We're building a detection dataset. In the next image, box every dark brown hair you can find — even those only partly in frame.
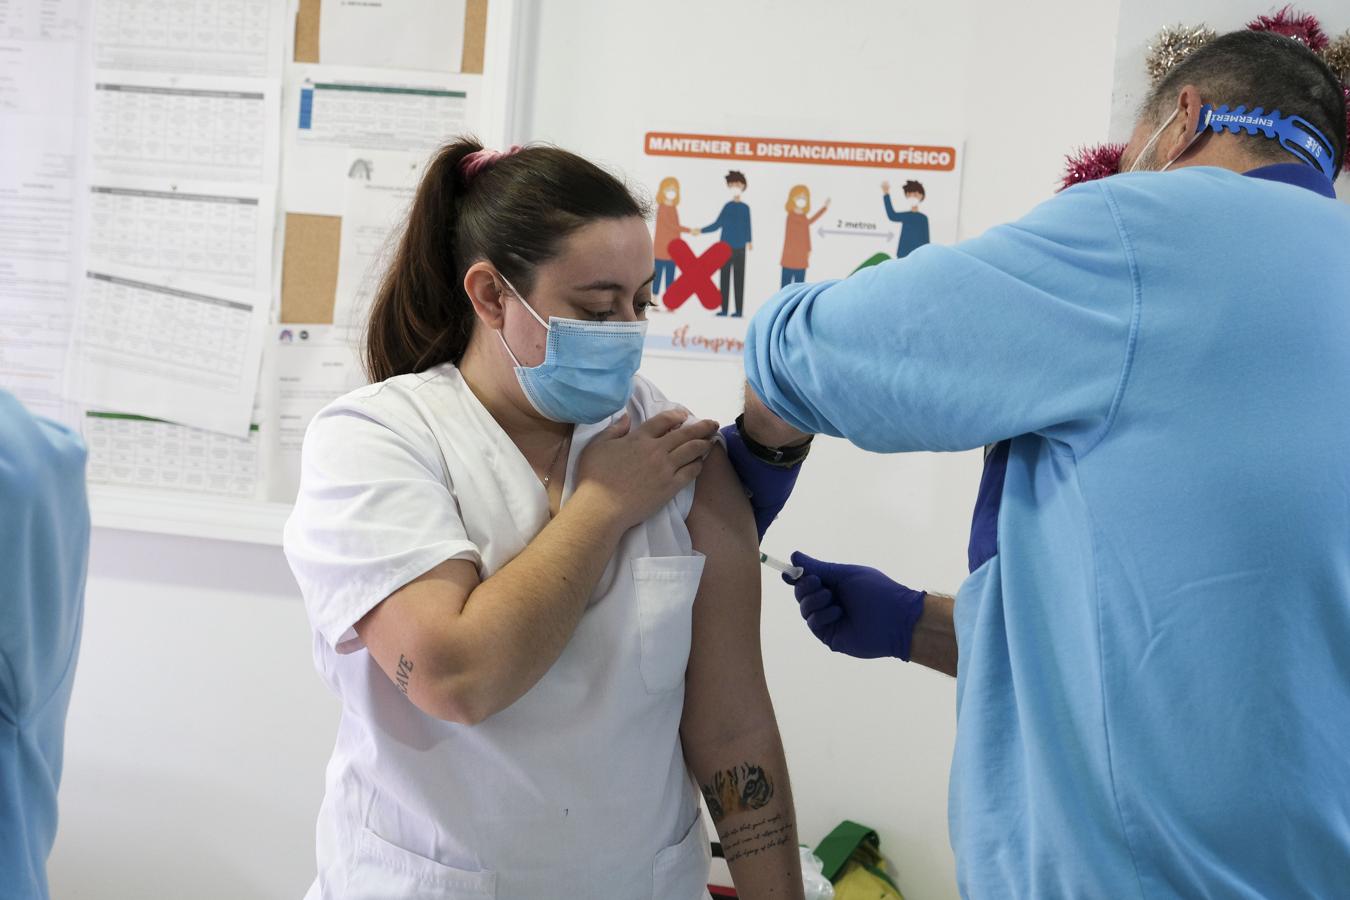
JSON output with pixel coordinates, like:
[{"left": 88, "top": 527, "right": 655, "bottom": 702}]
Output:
[
  {"left": 1144, "top": 30, "right": 1346, "bottom": 173},
  {"left": 364, "top": 139, "right": 647, "bottom": 383}
]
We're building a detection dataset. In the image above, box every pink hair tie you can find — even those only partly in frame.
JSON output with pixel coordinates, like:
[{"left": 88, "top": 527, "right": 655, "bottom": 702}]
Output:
[{"left": 460, "top": 145, "right": 522, "bottom": 181}]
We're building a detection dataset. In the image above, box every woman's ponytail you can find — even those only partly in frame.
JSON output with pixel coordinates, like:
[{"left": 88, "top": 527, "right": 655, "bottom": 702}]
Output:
[{"left": 364, "top": 139, "right": 482, "bottom": 383}]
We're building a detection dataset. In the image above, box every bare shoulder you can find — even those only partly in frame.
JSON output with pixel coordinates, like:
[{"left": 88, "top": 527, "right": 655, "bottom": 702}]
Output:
[
  {"left": 689, "top": 444, "right": 756, "bottom": 554},
  {"left": 686, "top": 444, "right": 763, "bottom": 656}
]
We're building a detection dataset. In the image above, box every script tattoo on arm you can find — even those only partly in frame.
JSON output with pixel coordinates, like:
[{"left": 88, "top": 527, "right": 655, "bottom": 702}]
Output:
[
  {"left": 719, "top": 812, "right": 795, "bottom": 864},
  {"left": 699, "top": 762, "right": 775, "bottom": 824},
  {"left": 394, "top": 654, "right": 414, "bottom": 695}
]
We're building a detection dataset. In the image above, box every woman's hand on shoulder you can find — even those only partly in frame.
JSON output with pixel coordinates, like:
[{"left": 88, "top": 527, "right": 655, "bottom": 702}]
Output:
[{"left": 571, "top": 410, "right": 718, "bottom": 532}]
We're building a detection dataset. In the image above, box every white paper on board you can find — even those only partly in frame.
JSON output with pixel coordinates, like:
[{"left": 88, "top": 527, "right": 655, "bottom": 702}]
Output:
[
  {"left": 0, "top": 0, "right": 91, "bottom": 423},
  {"left": 332, "top": 149, "right": 425, "bottom": 329},
  {"left": 90, "top": 69, "right": 281, "bottom": 186},
  {"left": 282, "top": 64, "right": 480, "bottom": 215},
  {"left": 83, "top": 408, "right": 267, "bottom": 500},
  {"left": 319, "top": 0, "right": 466, "bottom": 73},
  {"left": 264, "top": 324, "right": 366, "bottom": 503},
  {"left": 85, "top": 175, "right": 277, "bottom": 292},
  {"left": 69, "top": 267, "right": 269, "bottom": 437},
  {"left": 0, "top": 0, "right": 83, "bottom": 43},
  {"left": 94, "top": 0, "right": 287, "bottom": 79}
]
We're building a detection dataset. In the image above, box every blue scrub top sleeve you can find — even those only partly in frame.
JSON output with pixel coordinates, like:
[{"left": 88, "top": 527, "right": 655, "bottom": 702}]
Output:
[
  {"left": 744, "top": 182, "right": 1140, "bottom": 454},
  {"left": 0, "top": 645, "right": 13, "bottom": 718},
  {"left": 0, "top": 394, "right": 90, "bottom": 719}
]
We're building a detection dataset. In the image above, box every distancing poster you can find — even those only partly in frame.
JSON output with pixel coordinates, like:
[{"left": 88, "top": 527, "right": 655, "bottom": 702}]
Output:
[{"left": 640, "top": 129, "right": 964, "bottom": 359}]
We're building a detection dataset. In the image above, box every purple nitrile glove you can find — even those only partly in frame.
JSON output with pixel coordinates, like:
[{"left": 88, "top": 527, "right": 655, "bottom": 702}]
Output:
[
  {"left": 788, "top": 551, "right": 926, "bottom": 661},
  {"left": 720, "top": 423, "right": 804, "bottom": 541}
]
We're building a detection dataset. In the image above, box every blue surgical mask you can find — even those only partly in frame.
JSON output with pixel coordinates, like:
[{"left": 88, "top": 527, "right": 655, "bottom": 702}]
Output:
[{"left": 496, "top": 274, "right": 647, "bottom": 424}]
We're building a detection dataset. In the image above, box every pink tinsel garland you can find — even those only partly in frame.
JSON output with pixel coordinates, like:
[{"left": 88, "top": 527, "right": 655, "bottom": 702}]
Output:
[
  {"left": 1058, "top": 144, "right": 1126, "bottom": 191},
  {"left": 1246, "top": 5, "right": 1331, "bottom": 52}
]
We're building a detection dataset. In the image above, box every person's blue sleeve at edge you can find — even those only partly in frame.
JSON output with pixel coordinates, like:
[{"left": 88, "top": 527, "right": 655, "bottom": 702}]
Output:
[
  {"left": 0, "top": 391, "right": 90, "bottom": 899},
  {"left": 745, "top": 181, "right": 1140, "bottom": 454},
  {"left": 0, "top": 392, "right": 89, "bottom": 716}
]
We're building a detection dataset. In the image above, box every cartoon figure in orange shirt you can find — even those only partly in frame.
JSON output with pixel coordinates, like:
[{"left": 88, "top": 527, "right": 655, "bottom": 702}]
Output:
[
  {"left": 779, "top": 184, "right": 829, "bottom": 287},
  {"left": 652, "top": 176, "right": 693, "bottom": 302}
]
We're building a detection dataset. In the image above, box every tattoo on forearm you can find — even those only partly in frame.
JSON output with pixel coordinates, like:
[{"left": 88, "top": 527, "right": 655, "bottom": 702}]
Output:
[
  {"left": 720, "top": 812, "right": 796, "bottom": 864},
  {"left": 394, "top": 654, "right": 414, "bottom": 695},
  {"left": 699, "top": 762, "right": 775, "bottom": 824}
]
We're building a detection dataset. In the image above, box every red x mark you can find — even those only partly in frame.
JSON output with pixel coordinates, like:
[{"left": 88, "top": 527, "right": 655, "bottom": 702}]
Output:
[{"left": 663, "top": 239, "right": 731, "bottom": 311}]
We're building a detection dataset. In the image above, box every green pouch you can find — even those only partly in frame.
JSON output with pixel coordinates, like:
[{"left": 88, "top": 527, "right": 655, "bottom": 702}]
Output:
[{"left": 814, "top": 820, "right": 905, "bottom": 900}]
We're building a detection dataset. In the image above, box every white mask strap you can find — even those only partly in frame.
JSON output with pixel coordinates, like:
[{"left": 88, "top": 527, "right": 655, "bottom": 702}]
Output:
[
  {"left": 1130, "top": 105, "right": 1210, "bottom": 173},
  {"left": 495, "top": 272, "right": 547, "bottom": 367},
  {"left": 1160, "top": 114, "right": 1208, "bottom": 172},
  {"left": 496, "top": 329, "right": 523, "bottom": 367},
  {"left": 1129, "top": 107, "right": 1179, "bottom": 173},
  {"left": 499, "top": 273, "right": 550, "bottom": 330}
]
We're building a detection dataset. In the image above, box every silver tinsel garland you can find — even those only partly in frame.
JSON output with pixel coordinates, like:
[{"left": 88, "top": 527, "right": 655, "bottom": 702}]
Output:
[
  {"left": 1145, "top": 24, "right": 1218, "bottom": 83},
  {"left": 1325, "top": 31, "right": 1350, "bottom": 81}
]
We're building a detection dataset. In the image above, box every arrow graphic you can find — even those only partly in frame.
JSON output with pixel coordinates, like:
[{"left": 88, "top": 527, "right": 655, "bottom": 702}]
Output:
[{"left": 818, "top": 227, "right": 894, "bottom": 240}]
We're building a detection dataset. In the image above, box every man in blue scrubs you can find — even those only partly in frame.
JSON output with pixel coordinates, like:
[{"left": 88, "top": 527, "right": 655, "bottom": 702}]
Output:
[
  {"left": 1, "top": 392, "right": 90, "bottom": 899},
  {"left": 724, "top": 31, "right": 1350, "bottom": 896}
]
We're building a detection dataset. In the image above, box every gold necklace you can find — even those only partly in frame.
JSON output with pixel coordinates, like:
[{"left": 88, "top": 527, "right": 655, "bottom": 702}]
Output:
[{"left": 540, "top": 431, "right": 568, "bottom": 488}]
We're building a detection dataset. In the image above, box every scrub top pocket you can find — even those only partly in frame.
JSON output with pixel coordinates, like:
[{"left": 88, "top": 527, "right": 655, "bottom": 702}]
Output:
[
  {"left": 631, "top": 553, "right": 706, "bottom": 694},
  {"left": 348, "top": 828, "right": 498, "bottom": 899},
  {"left": 653, "top": 814, "right": 714, "bottom": 900}
]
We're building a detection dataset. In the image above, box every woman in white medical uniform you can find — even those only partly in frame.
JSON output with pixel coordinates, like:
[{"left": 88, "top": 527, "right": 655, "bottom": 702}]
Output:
[{"left": 284, "top": 141, "right": 804, "bottom": 900}]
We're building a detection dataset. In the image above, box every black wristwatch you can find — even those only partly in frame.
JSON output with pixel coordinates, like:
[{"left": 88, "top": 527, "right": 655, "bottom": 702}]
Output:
[{"left": 734, "top": 414, "right": 814, "bottom": 467}]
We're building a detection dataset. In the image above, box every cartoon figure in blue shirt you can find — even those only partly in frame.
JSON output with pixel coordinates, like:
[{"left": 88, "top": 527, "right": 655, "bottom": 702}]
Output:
[
  {"left": 882, "top": 178, "right": 930, "bottom": 258},
  {"left": 694, "top": 170, "right": 753, "bottom": 317}
]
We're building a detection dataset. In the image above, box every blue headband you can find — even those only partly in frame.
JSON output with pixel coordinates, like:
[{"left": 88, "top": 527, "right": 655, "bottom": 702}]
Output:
[{"left": 1195, "top": 104, "right": 1338, "bottom": 181}]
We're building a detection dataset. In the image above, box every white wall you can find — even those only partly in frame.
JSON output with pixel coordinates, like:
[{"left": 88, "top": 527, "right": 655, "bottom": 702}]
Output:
[
  {"left": 47, "top": 531, "right": 335, "bottom": 898},
  {"left": 47, "top": 1, "right": 1119, "bottom": 897}
]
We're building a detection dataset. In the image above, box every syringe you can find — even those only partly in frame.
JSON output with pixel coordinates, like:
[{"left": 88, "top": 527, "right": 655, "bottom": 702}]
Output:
[{"left": 759, "top": 551, "right": 804, "bottom": 582}]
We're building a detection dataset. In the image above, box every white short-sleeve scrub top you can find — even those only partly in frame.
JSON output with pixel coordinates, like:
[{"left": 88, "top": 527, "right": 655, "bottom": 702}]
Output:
[{"left": 285, "top": 364, "right": 712, "bottom": 900}]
